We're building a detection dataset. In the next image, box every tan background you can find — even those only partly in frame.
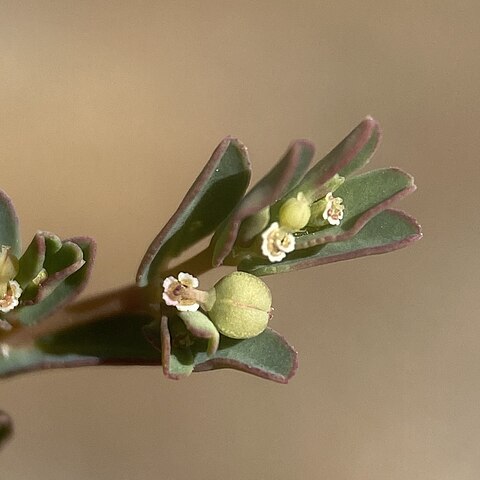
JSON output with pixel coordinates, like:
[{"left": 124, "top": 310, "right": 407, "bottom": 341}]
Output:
[{"left": 0, "top": 1, "right": 478, "bottom": 479}]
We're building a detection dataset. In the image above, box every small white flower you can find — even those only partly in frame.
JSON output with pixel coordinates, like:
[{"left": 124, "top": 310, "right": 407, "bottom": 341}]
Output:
[
  {"left": 322, "top": 192, "right": 345, "bottom": 226},
  {"left": 0, "top": 280, "right": 22, "bottom": 314},
  {"left": 162, "top": 273, "right": 200, "bottom": 312},
  {"left": 261, "top": 222, "right": 296, "bottom": 263}
]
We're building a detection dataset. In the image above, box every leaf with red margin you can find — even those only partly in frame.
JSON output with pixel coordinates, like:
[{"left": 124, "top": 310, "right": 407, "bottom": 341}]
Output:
[
  {"left": 287, "top": 116, "right": 381, "bottom": 202},
  {"left": 137, "top": 137, "right": 251, "bottom": 286},
  {"left": 296, "top": 168, "right": 416, "bottom": 249},
  {"left": 192, "top": 328, "right": 298, "bottom": 384},
  {"left": 211, "top": 139, "right": 315, "bottom": 267},
  {"left": 239, "top": 209, "right": 422, "bottom": 276}
]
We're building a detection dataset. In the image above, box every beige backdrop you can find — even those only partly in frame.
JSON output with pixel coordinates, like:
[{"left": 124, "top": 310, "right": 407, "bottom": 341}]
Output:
[{"left": 1, "top": 1, "right": 479, "bottom": 479}]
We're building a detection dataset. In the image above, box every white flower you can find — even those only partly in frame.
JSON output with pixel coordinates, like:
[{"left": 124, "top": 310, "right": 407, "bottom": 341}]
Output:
[
  {"left": 0, "top": 280, "right": 22, "bottom": 314},
  {"left": 322, "top": 192, "right": 345, "bottom": 226},
  {"left": 261, "top": 222, "right": 296, "bottom": 263},
  {"left": 162, "top": 272, "right": 200, "bottom": 312}
]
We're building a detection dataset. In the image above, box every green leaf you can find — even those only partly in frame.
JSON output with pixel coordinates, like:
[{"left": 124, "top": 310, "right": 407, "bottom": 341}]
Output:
[
  {"left": 239, "top": 209, "right": 422, "bottom": 276},
  {"left": 338, "top": 117, "right": 382, "bottom": 177},
  {"left": 288, "top": 117, "right": 381, "bottom": 201},
  {"left": 16, "top": 233, "right": 46, "bottom": 288},
  {"left": 0, "top": 190, "right": 20, "bottom": 256},
  {"left": 15, "top": 237, "right": 96, "bottom": 326},
  {"left": 0, "top": 410, "right": 13, "bottom": 450},
  {"left": 0, "top": 314, "right": 161, "bottom": 379},
  {"left": 136, "top": 137, "right": 251, "bottom": 286},
  {"left": 296, "top": 168, "right": 416, "bottom": 249},
  {"left": 193, "top": 328, "right": 298, "bottom": 384},
  {"left": 211, "top": 139, "right": 314, "bottom": 267},
  {"left": 153, "top": 316, "right": 297, "bottom": 383}
]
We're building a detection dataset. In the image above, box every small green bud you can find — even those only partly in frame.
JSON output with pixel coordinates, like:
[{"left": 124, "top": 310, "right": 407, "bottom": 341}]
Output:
[
  {"left": 278, "top": 192, "right": 311, "bottom": 231},
  {"left": 206, "top": 272, "right": 272, "bottom": 339}
]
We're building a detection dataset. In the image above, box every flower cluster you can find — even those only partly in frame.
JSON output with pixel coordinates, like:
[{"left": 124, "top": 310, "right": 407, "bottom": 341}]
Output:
[
  {"left": 162, "top": 271, "right": 273, "bottom": 352},
  {"left": 260, "top": 189, "right": 344, "bottom": 263}
]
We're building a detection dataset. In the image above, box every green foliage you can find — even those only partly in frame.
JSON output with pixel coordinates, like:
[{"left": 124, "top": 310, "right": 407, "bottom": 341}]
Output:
[
  {"left": 288, "top": 116, "right": 380, "bottom": 201},
  {"left": 15, "top": 237, "right": 95, "bottom": 326},
  {"left": 295, "top": 168, "right": 415, "bottom": 249},
  {"left": 148, "top": 316, "right": 297, "bottom": 383},
  {"left": 239, "top": 209, "right": 421, "bottom": 276},
  {"left": 137, "top": 137, "right": 251, "bottom": 286},
  {"left": 0, "top": 117, "right": 421, "bottom": 392},
  {"left": 211, "top": 139, "right": 315, "bottom": 267}
]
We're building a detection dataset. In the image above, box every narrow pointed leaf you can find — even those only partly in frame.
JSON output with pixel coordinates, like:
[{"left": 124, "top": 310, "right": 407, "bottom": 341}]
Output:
[
  {"left": 0, "top": 314, "right": 161, "bottom": 379},
  {"left": 296, "top": 168, "right": 416, "bottom": 248},
  {"left": 212, "top": 140, "right": 315, "bottom": 267},
  {"left": 240, "top": 209, "right": 422, "bottom": 276},
  {"left": 137, "top": 137, "right": 251, "bottom": 286},
  {"left": 0, "top": 410, "right": 13, "bottom": 450},
  {"left": 0, "top": 190, "right": 20, "bottom": 256},
  {"left": 288, "top": 117, "right": 381, "bottom": 201},
  {"left": 15, "top": 237, "right": 96, "bottom": 326}
]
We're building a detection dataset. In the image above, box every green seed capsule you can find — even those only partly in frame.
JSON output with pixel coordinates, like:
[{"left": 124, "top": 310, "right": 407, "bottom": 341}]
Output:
[
  {"left": 206, "top": 272, "right": 272, "bottom": 339},
  {"left": 278, "top": 192, "right": 311, "bottom": 231}
]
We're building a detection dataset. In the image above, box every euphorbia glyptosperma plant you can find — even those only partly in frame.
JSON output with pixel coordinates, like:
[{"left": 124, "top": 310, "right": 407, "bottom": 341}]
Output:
[{"left": 0, "top": 117, "right": 421, "bottom": 447}]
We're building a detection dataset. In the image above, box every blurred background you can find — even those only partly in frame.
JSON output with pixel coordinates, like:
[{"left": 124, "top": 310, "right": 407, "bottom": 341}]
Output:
[{"left": 0, "top": 1, "right": 478, "bottom": 479}]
